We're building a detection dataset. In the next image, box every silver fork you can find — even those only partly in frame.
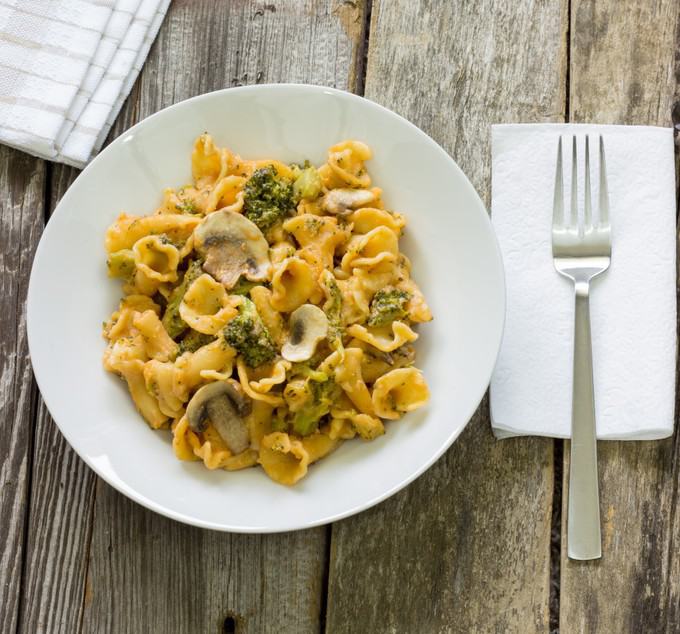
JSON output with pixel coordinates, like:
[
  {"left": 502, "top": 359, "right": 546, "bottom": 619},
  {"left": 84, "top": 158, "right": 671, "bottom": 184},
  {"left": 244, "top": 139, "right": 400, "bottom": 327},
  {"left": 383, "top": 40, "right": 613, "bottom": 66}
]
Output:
[{"left": 552, "top": 134, "right": 611, "bottom": 561}]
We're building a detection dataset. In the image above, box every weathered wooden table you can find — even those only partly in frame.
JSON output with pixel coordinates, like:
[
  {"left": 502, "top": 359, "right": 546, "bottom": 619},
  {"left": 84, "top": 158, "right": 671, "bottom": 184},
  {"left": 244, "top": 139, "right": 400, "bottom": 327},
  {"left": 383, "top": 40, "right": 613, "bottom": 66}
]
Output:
[{"left": 2, "top": 1, "right": 679, "bottom": 632}]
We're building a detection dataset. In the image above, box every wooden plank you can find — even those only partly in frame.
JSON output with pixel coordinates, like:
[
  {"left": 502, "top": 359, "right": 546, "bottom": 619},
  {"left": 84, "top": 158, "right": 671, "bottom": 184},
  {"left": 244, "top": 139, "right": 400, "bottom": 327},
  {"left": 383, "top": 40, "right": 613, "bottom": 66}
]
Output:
[
  {"left": 17, "top": 396, "right": 97, "bottom": 634},
  {"left": 58, "top": 2, "right": 365, "bottom": 634},
  {"left": 560, "top": 2, "right": 680, "bottom": 632},
  {"left": 326, "top": 1, "right": 566, "bottom": 632},
  {"left": 0, "top": 148, "right": 45, "bottom": 633},
  {"left": 16, "top": 66, "right": 151, "bottom": 630},
  {"left": 16, "top": 164, "right": 99, "bottom": 634},
  {"left": 82, "top": 482, "right": 329, "bottom": 633}
]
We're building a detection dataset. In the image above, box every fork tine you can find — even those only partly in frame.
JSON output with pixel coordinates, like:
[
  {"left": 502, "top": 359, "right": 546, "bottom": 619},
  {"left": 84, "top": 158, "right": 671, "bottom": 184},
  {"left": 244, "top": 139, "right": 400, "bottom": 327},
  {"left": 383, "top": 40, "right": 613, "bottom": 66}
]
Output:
[
  {"left": 570, "top": 135, "right": 578, "bottom": 230},
  {"left": 598, "top": 135, "right": 609, "bottom": 227},
  {"left": 553, "top": 136, "right": 564, "bottom": 228},
  {"left": 584, "top": 135, "right": 592, "bottom": 231}
]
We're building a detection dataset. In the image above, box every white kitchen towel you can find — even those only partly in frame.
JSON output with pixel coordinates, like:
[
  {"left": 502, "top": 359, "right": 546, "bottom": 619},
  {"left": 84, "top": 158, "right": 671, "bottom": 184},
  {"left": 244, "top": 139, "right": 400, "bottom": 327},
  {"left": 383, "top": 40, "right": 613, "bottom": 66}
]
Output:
[
  {"left": 0, "top": 0, "right": 170, "bottom": 168},
  {"left": 490, "top": 124, "right": 676, "bottom": 440},
  {"left": 54, "top": 0, "right": 142, "bottom": 159}
]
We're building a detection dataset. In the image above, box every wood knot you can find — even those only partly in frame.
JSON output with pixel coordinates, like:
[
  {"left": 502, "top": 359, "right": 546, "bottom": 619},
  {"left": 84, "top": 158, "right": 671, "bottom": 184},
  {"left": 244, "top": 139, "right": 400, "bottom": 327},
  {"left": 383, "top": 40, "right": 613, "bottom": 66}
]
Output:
[{"left": 222, "top": 612, "right": 242, "bottom": 634}]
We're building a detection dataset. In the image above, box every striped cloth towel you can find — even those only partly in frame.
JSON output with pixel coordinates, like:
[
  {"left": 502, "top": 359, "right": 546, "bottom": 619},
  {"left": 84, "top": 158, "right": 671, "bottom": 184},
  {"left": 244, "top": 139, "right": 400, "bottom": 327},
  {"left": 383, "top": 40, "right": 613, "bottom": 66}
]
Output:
[{"left": 0, "top": 0, "right": 171, "bottom": 168}]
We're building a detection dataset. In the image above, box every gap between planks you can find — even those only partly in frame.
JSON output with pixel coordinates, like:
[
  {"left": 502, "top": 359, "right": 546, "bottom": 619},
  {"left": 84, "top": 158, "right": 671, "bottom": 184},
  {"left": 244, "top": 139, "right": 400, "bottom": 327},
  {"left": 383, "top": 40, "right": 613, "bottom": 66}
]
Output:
[
  {"left": 13, "top": 160, "right": 50, "bottom": 634},
  {"left": 549, "top": 0, "right": 572, "bottom": 626}
]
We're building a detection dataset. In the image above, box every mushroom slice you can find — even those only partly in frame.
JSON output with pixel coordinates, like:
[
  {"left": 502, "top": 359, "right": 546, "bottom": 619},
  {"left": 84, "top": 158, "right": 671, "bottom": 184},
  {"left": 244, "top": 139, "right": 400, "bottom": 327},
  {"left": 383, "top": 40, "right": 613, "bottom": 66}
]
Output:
[
  {"left": 322, "top": 188, "right": 377, "bottom": 216},
  {"left": 194, "top": 210, "right": 271, "bottom": 289},
  {"left": 186, "top": 379, "right": 252, "bottom": 454},
  {"left": 282, "top": 304, "right": 329, "bottom": 362}
]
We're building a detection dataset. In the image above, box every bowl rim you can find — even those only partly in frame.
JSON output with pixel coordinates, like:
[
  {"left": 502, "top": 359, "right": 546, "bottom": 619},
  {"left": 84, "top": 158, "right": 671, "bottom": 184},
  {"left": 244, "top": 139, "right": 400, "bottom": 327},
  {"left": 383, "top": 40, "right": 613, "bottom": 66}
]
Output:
[{"left": 27, "top": 83, "right": 506, "bottom": 532}]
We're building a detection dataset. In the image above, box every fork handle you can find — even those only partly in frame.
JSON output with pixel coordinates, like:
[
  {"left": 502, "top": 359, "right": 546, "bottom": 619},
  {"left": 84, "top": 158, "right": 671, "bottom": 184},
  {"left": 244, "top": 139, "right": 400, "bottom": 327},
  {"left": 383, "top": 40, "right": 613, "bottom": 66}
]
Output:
[{"left": 567, "top": 285, "right": 602, "bottom": 560}]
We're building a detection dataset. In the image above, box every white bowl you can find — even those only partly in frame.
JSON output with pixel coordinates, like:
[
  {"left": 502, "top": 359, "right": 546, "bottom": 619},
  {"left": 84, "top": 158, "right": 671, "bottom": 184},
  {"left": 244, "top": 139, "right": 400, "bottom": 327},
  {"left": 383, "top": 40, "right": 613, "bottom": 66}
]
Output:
[{"left": 27, "top": 85, "right": 504, "bottom": 532}]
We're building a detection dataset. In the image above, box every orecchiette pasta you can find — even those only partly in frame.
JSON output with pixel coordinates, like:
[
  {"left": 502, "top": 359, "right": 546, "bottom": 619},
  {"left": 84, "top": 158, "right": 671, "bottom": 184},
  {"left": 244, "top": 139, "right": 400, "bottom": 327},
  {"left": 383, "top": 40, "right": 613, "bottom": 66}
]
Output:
[
  {"left": 250, "top": 285, "right": 285, "bottom": 345},
  {"left": 326, "top": 416, "right": 357, "bottom": 441},
  {"left": 117, "top": 359, "right": 168, "bottom": 429},
  {"left": 133, "top": 235, "right": 178, "bottom": 281},
  {"left": 372, "top": 368, "right": 430, "bottom": 420},
  {"left": 133, "top": 310, "right": 179, "bottom": 361},
  {"left": 259, "top": 432, "right": 310, "bottom": 485},
  {"left": 105, "top": 213, "right": 200, "bottom": 252},
  {"left": 173, "top": 336, "right": 236, "bottom": 400},
  {"left": 249, "top": 359, "right": 291, "bottom": 394},
  {"left": 143, "top": 360, "right": 184, "bottom": 418},
  {"left": 103, "top": 135, "right": 431, "bottom": 485},
  {"left": 237, "top": 359, "right": 286, "bottom": 407},
  {"left": 205, "top": 175, "right": 246, "bottom": 213},
  {"left": 318, "top": 140, "right": 373, "bottom": 189},
  {"left": 179, "top": 274, "right": 240, "bottom": 335},
  {"left": 341, "top": 226, "right": 399, "bottom": 273},
  {"left": 334, "top": 347, "right": 375, "bottom": 415},
  {"left": 346, "top": 320, "right": 418, "bottom": 353},
  {"left": 350, "top": 207, "right": 405, "bottom": 236},
  {"left": 270, "top": 256, "right": 315, "bottom": 312}
]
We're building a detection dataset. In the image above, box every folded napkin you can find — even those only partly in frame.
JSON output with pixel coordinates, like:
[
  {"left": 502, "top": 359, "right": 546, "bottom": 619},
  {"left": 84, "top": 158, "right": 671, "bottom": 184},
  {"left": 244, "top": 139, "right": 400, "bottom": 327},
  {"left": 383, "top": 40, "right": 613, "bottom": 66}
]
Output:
[
  {"left": 0, "top": 0, "right": 170, "bottom": 168},
  {"left": 490, "top": 124, "right": 676, "bottom": 440}
]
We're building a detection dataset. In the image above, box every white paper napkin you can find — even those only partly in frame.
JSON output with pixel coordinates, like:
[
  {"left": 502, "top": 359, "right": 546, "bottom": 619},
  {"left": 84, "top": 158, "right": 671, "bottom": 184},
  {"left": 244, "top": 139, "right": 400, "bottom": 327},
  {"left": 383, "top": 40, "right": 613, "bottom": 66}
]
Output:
[
  {"left": 490, "top": 124, "right": 676, "bottom": 440},
  {"left": 0, "top": 0, "right": 170, "bottom": 168}
]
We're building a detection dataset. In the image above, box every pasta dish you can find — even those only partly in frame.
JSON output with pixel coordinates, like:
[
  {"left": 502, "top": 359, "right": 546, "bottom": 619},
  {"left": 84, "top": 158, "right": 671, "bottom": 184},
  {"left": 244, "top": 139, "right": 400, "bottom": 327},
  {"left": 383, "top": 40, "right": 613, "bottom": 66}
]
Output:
[{"left": 102, "top": 135, "right": 432, "bottom": 485}]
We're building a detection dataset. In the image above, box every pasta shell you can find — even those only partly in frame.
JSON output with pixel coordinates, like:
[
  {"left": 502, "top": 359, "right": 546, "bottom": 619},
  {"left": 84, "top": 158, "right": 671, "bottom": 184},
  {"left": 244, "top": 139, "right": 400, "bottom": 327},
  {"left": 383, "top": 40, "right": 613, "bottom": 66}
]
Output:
[
  {"left": 270, "top": 257, "right": 315, "bottom": 312},
  {"left": 179, "top": 274, "right": 240, "bottom": 335},
  {"left": 372, "top": 368, "right": 430, "bottom": 420},
  {"left": 259, "top": 432, "right": 310, "bottom": 485},
  {"left": 347, "top": 320, "right": 418, "bottom": 353}
]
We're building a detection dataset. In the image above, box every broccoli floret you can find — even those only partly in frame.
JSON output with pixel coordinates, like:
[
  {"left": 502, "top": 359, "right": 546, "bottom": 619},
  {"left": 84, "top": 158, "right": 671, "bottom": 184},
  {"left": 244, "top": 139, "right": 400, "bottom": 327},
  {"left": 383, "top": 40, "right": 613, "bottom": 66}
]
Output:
[
  {"left": 367, "top": 288, "right": 410, "bottom": 327},
  {"left": 161, "top": 261, "right": 203, "bottom": 339},
  {"left": 292, "top": 376, "right": 340, "bottom": 436},
  {"left": 224, "top": 297, "right": 276, "bottom": 367},
  {"left": 323, "top": 275, "right": 342, "bottom": 321},
  {"left": 293, "top": 165, "right": 322, "bottom": 200},
  {"left": 271, "top": 407, "right": 289, "bottom": 432},
  {"left": 320, "top": 271, "right": 343, "bottom": 344},
  {"left": 175, "top": 199, "right": 198, "bottom": 214},
  {"left": 291, "top": 159, "right": 311, "bottom": 171},
  {"left": 243, "top": 166, "right": 295, "bottom": 232},
  {"left": 178, "top": 330, "right": 215, "bottom": 354},
  {"left": 107, "top": 249, "right": 136, "bottom": 279},
  {"left": 230, "top": 276, "right": 261, "bottom": 296},
  {"left": 290, "top": 364, "right": 329, "bottom": 382}
]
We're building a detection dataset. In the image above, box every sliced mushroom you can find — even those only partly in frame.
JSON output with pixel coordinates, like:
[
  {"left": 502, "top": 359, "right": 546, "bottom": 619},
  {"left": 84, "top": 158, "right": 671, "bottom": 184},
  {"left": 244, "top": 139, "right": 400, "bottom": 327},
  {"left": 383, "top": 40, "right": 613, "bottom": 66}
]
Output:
[
  {"left": 194, "top": 210, "right": 271, "bottom": 288},
  {"left": 322, "top": 188, "right": 377, "bottom": 216},
  {"left": 186, "top": 379, "right": 252, "bottom": 454},
  {"left": 281, "top": 304, "right": 329, "bottom": 362}
]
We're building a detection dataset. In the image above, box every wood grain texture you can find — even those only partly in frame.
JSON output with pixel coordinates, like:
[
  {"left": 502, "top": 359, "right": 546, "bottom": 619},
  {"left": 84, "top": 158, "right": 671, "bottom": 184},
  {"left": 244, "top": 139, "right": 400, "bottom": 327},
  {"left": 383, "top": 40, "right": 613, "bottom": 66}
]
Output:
[
  {"left": 17, "top": 85, "right": 144, "bottom": 629},
  {"left": 16, "top": 164, "right": 99, "bottom": 634},
  {"left": 560, "top": 1, "right": 680, "bottom": 632},
  {"left": 326, "top": 1, "right": 567, "bottom": 632},
  {"left": 136, "top": 0, "right": 365, "bottom": 112},
  {"left": 82, "top": 482, "right": 328, "bottom": 634},
  {"left": 17, "top": 396, "right": 96, "bottom": 634},
  {"left": 38, "top": 2, "right": 365, "bottom": 633},
  {"left": 0, "top": 147, "right": 44, "bottom": 634}
]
